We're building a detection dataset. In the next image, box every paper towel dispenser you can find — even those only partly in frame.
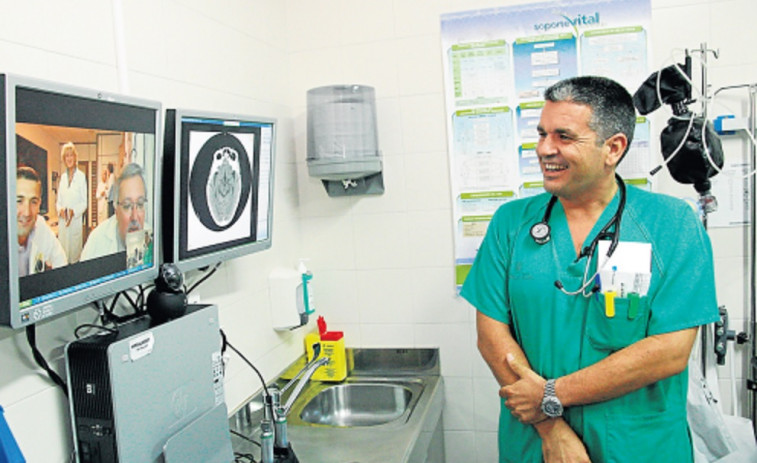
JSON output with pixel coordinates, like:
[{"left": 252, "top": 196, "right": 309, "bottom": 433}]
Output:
[{"left": 307, "top": 84, "right": 384, "bottom": 197}]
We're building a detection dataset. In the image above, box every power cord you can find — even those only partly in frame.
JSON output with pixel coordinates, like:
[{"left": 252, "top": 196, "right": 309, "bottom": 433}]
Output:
[
  {"left": 96, "top": 294, "right": 128, "bottom": 324},
  {"left": 221, "top": 329, "right": 270, "bottom": 399},
  {"left": 186, "top": 262, "right": 222, "bottom": 295},
  {"left": 120, "top": 289, "right": 139, "bottom": 313},
  {"left": 74, "top": 324, "right": 118, "bottom": 339},
  {"left": 25, "top": 325, "right": 67, "bottom": 397},
  {"left": 30, "top": 296, "right": 138, "bottom": 396},
  {"left": 234, "top": 451, "right": 258, "bottom": 463},
  {"left": 230, "top": 429, "right": 261, "bottom": 447},
  {"left": 137, "top": 284, "right": 152, "bottom": 309},
  {"left": 223, "top": 330, "right": 275, "bottom": 463}
]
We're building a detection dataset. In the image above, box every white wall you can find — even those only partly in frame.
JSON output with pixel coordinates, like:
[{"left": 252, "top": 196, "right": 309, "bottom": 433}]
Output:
[{"left": 0, "top": 0, "right": 755, "bottom": 462}]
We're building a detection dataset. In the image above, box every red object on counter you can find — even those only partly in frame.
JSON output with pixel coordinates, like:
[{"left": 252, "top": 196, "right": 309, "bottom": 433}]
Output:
[{"left": 317, "top": 315, "right": 343, "bottom": 341}]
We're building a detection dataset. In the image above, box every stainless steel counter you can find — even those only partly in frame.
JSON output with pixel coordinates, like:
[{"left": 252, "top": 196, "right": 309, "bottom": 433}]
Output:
[{"left": 229, "top": 348, "right": 445, "bottom": 463}]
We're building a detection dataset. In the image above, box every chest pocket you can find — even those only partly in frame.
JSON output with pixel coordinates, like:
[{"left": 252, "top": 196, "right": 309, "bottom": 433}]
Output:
[{"left": 586, "top": 294, "right": 650, "bottom": 351}]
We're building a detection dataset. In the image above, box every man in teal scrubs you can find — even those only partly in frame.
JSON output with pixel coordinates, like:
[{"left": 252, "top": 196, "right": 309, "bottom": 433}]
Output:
[{"left": 461, "top": 76, "right": 718, "bottom": 463}]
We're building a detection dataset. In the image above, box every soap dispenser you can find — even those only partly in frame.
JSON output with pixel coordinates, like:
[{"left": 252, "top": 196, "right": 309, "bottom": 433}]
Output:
[{"left": 269, "top": 260, "right": 315, "bottom": 331}]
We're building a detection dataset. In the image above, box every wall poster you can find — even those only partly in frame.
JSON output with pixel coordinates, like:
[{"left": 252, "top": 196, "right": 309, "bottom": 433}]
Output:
[{"left": 441, "top": 0, "right": 653, "bottom": 289}]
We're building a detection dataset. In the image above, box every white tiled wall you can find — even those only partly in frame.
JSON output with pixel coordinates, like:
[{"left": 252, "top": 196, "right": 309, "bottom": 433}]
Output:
[{"left": 0, "top": 0, "right": 756, "bottom": 461}]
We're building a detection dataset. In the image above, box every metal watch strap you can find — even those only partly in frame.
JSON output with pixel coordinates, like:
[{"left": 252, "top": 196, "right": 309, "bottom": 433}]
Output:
[
  {"left": 541, "top": 378, "right": 563, "bottom": 418},
  {"left": 545, "top": 379, "right": 556, "bottom": 398}
]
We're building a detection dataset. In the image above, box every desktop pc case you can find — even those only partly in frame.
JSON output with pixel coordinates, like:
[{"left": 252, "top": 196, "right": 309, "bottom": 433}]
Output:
[{"left": 65, "top": 304, "right": 233, "bottom": 463}]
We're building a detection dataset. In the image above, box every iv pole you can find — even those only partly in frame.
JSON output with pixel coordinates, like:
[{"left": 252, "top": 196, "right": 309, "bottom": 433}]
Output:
[
  {"left": 693, "top": 43, "right": 719, "bottom": 377},
  {"left": 652, "top": 40, "right": 757, "bottom": 438},
  {"left": 749, "top": 83, "right": 756, "bottom": 437},
  {"left": 693, "top": 45, "right": 757, "bottom": 435},
  {"left": 710, "top": 81, "right": 757, "bottom": 436}
]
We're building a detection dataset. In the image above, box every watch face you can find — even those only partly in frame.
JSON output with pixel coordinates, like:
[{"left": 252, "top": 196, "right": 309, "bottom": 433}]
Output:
[
  {"left": 543, "top": 397, "right": 563, "bottom": 418},
  {"left": 530, "top": 222, "right": 551, "bottom": 244}
]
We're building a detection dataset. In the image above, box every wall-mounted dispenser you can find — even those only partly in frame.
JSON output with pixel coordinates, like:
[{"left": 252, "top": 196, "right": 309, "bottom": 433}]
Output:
[
  {"left": 270, "top": 260, "right": 315, "bottom": 331},
  {"left": 307, "top": 84, "right": 384, "bottom": 197}
]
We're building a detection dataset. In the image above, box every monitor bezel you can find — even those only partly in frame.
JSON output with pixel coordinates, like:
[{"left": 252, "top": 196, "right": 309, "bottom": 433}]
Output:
[
  {"left": 163, "top": 108, "right": 276, "bottom": 274},
  {"left": 1, "top": 73, "right": 162, "bottom": 329}
]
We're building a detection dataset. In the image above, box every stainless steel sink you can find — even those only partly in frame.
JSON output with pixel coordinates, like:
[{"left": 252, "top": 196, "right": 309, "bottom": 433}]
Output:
[
  {"left": 288, "top": 378, "right": 425, "bottom": 428},
  {"left": 228, "top": 349, "right": 444, "bottom": 463}
]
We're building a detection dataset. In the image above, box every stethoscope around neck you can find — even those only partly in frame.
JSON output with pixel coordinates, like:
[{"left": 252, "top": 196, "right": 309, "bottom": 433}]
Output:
[{"left": 529, "top": 173, "right": 627, "bottom": 297}]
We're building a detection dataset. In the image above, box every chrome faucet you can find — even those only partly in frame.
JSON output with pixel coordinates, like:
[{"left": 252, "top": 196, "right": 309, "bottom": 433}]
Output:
[
  {"left": 279, "top": 355, "right": 330, "bottom": 415},
  {"left": 261, "top": 344, "right": 329, "bottom": 463}
]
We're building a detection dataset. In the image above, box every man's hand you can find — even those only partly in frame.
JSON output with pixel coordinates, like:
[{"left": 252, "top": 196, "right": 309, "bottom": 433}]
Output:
[
  {"left": 476, "top": 313, "right": 590, "bottom": 461},
  {"left": 537, "top": 419, "right": 592, "bottom": 463},
  {"left": 501, "top": 353, "right": 548, "bottom": 424}
]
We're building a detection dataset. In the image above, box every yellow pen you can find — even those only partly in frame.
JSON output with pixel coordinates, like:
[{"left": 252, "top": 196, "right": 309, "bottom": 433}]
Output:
[{"left": 605, "top": 290, "right": 616, "bottom": 318}]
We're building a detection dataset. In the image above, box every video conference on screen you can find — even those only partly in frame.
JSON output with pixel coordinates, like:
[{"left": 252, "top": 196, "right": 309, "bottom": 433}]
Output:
[
  {"left": 16, "top": 125, "right": 156, "bottom": 309},
  {"left": 2, "top": 75, "right": 274, "bottom": 329}
]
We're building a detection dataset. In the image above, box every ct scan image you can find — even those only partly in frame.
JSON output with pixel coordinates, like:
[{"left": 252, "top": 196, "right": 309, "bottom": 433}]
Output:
[{"left": 187, "top": 131, "right": 254, "bottom": 251}]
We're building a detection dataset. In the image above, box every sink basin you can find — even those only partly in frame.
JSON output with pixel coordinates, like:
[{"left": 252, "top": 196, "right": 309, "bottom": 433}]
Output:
[
  {"left": 229, "top": 349, "right": 444, "bottom": 463},
  {"left": 298, "top": 381, "right": 423, "bottom": 427}
]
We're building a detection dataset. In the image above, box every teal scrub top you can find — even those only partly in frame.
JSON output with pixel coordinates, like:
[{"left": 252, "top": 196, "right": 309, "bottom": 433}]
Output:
[{"left": 461, "top": 184, "right": 719, "bottom": 463}]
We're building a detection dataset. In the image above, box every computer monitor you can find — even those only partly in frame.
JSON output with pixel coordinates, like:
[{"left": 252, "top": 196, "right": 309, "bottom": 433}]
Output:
[
  {"left": 0, "top": 74, "right": 161, "bottom": 328},
  {"left": 162, "top": 109, "right": 275, "bottom": 273}
]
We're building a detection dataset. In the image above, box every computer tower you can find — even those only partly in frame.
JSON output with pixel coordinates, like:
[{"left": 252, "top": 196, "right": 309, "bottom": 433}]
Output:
[{"left": 65, "top": 304, "right": 233, "bottom": 463}]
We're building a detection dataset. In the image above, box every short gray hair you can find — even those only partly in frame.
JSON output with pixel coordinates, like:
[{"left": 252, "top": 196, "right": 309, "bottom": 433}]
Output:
[
  {"left": 544, "top": 76, "right": 636, "bottom": 160},
  {"left": 113, "top": 163, "right": 146, "bottom": 202}
]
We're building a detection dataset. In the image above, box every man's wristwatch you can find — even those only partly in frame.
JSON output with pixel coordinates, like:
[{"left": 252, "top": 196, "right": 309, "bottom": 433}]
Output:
[{"left": 541, "top": 379, "right": 564, "bottom": 418}]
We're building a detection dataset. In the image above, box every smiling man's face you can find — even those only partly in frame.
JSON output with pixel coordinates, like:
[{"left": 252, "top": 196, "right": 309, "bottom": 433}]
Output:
[
  {"left": 536, "top": 100, "right": 612, "bottom": 201},
  {"left": 17, "top": 177, "right": 41, "bottom": 246}
]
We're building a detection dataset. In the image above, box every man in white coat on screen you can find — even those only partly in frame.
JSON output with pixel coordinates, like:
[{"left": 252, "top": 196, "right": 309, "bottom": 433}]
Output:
[
  {"left": 80, "top": 163, "right": 147, "bottom": 264},
  {"left": 17, "top": 166, "right": 68, "bottom": 275}
]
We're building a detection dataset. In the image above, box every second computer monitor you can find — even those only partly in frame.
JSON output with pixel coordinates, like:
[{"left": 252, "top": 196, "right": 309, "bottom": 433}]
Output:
[{"left": 162, "top": 109, "right": 275, "bottom": 273}]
